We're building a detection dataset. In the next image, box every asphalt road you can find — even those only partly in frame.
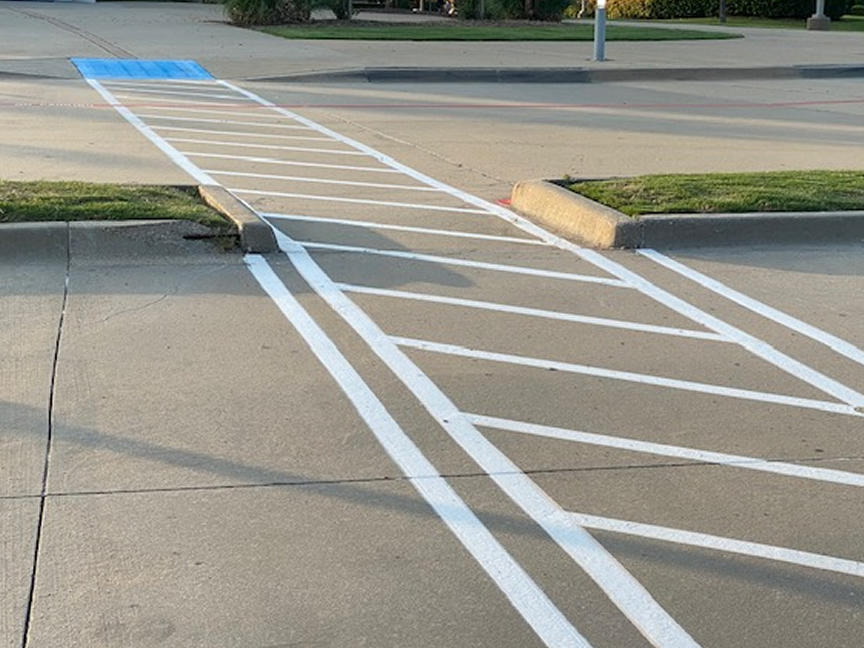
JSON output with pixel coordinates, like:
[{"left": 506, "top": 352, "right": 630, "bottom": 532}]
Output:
[{"left": 3, "top": 8, "right": 864, "bottom": 647}]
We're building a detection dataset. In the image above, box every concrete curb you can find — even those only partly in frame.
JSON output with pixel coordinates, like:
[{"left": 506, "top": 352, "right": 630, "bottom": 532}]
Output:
[
  {"left": 250, "top": 63, "right": 864, "bottom": 84},
  {"left": 0, "top": 222, "right": 69, "bottom": 259},
  {"left": 198, "top": 185, "right": 278, "bottom": 253},
  {"left": 510, "top": 179, "right": 864, "bottom": 249}
]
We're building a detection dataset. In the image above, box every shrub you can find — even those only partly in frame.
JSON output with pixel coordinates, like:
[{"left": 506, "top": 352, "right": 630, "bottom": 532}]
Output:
[
  {"left": 458, "top": 0, "right": 524, "bottom": 19},
  {"left": 312, "top": 0, "right": 355, "bottom": 18},
  {"left": 222, "top": 0, "right": 311, "bottom": 25},
  {"left": 609, "top": 0, "right": 711, "bottom": 18},
  {"left": 533, "top": 0, "right": 573, "bottom": 19},
  {"left": 724, "top": 0, "right": 849, "bottom": 19},
  {"left": 608, "top": 0, "right": 847, "bottom": 18},
  {"left": 848, "top": 1, "right": 864, "bottom": 12},
  {"left": 458, "top": 0, "right": 570, "bottom": 18}
]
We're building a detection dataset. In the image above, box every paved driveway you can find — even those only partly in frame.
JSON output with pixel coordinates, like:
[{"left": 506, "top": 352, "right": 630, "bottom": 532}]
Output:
[{"left": 3, "top": 5, "right": 864, "bottom": 646}]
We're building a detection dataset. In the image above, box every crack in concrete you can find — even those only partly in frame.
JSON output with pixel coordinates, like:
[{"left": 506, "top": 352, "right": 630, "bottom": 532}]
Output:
[
  {"left": 20, "top": 223, "right": 70, "bottom": 648},
  {"left": 2, "top": 452, "right": 861, "bottom": 505}
]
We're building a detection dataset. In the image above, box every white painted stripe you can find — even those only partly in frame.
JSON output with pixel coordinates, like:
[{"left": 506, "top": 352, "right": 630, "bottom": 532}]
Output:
[
  {"left": 136, "top": 113, "right": 314, "bottom": 130},
  {"left": 235, "top": 190, "right": 489, "bottom": 214},
  {"left": 602, "top": 252, "right": 864, "bottom": 408},
  {"left": 143, "top": 79, "right": 696, "bottom": 646},
  {"left": 152, "top": 125, "right": 333, "bottom": 142},
  {"left": 213, "top": 83, "right": 864, "bottom": 411},
  {"left": 86, "top": 80, "right": 214, "bottom": 185},
  {"left": 205, "top": 169, "right": 441, "bottom": 192},
  {"left": 467, "top": 413, "right": 864, "bottom": 488},
  {"left": 245, "top": 254, "right": 592, "bottom": 648},
  {"left": 112, "top": 87, "right": 245, "bottom": 100},
  {"left": 143, "top": 106, "right": 304, "bottom": 120},
  {"left": 394, "top": 337, "right": 863, "bottom": 417},
  {"left": 298, "top": 242, "right": 629, "bottom": 286},
  {"left": 102, "top": 79, "right": 216, "bottom": 89},
  {"left": 164, "top": 137, "right": 369, "bottom": 156},
  {"left": 264, "top": 212, "right": 549, "bottom": 246},
  {"left": 337, "top": 283, "right": 726, "bottom": 342},
  {"left": 185, "top": 152, "right": 400, "bottom": 174},
  {"left": 268, "top": 228, "right": 700, "bottom": 648},
  {"left": 639, "top": 249, "right": 864, "bottom": 368},
  {"left": 568, "top": 511, "right": 864, "bottom": 579}
]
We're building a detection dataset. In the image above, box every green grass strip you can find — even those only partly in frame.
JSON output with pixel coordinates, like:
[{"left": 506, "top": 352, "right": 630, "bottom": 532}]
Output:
[
  {"left": 260, "top": 22, "right": 739, "bottom": 41},
  {"left": 567, "top": 170, "right": 864, "bottom": 217},
  {"left": 0, "top": 181, "right": 230, "bottom": 227}
]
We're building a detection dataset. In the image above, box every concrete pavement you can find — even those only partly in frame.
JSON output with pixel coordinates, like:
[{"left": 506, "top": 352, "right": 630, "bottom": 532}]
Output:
[
  {"left": 3, "top": 4, "right": 864, "bottom": 648},
  {"left": 2, "top": 1, "right": 864, "bottom": 81}
]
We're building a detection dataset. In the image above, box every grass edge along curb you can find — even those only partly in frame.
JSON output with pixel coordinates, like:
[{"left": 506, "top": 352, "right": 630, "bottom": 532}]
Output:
[
  {"left": 510, "top": 177, "right": 864, "bottom": 249},
  {"left": 0, "top": 180, "right": 232, "bottom": 229},
  {"left": 258, "top": 22, "right": 740, "bottom": 41},
  {"left": 566, "top": 170, "right": 864, "bottom": 216}
]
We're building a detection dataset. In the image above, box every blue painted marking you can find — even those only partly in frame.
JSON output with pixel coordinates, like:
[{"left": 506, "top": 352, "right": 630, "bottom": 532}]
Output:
[{"left": 71, "top": 58, "right": 213, "bottom": 81}]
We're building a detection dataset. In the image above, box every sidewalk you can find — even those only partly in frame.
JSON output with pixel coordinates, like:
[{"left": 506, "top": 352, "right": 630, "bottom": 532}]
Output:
[{"left": 1, "top": 1, "right": 863, "bottom": 81}]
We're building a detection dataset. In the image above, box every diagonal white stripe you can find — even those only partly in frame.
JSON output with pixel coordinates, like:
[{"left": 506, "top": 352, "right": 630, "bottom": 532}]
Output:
[
  {"left": 269, "top": 227, "right": 700, "bottom": 648},
  {"left": 299, "top": 242, "right": 629, "bottom": 286},
  {"left": 245, "top": 254, "right": 593, "bottom": 648},
  {"left": 395, "top": 337, "right": 863, "bottom": 417},
  {"left": 568, "top": 511, "right": 864, "bottom": 578},
  {"left": 467, "top": 413, "right": 864, "bottom": 488},
  {"left": 338, "top": 283, "right": 725, "bottom": 341}
]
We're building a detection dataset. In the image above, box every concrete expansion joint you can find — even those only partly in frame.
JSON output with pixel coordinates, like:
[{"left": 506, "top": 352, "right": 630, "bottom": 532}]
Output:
[{"left": 510, "top": 178, "right": 864, "bottom": 249}]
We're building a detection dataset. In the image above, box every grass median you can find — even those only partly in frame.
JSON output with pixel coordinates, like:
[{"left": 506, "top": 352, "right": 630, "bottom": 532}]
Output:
[
  {"left": 566, "top": 170, "right": 864, "bottom": 217},
  {"left": 0, "top": 181, "right": 231, "bottom": 228},
  {"left": 260, "top": 21, "right": 740, "bottom": 41}
]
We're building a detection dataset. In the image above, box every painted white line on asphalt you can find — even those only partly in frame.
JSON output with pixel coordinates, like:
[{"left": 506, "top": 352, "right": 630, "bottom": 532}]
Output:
[
  {"left": 265, "top": 213, "right": 549, "bottom": 245},
  {"left": 468, "top": 413, "right": 864, "bottom": 488},
  {"left": 639, "top": 250, "right": 864, "bottom": 369},
  {"left": 235, "top": 190, "right": 489, "bottom": 214},
  {"left": 102, "top": 79, "right": 216, "bottom": 89},
  {"left": 268, "top": 228, "right": 701, "bottom": 648},
  {"left": 86, "top": 80, "right": 214, "bottom": 185},
  {"left": 152, "top": 125, "right": 333, "bottom": 142},
  {"left": 144, "top": 106, "right": 305, "bottom": 120},
  {"left": 394, "top": 337, "right": 863, "bottom": 417},
  {"left": 185, "top": 152, "right": 400, "bottom": 173},
  {"left": 338, "top": 283, "right": 725, "bottom": 341},
  {"left": 212, "top": 84, "right": 863, "bottom": 409},
  {"left": 568, "top": 512, "right": 864, "bottom": 579},
  {"left": 298, "top": 242, "right": 630, "bottom": 286},
  {"left": 165, "top": 137, "right": 369, "bottom": 156},
  {"left": 111, "top": 88, "right": 245, "bottom": 100},
  {"left": 136, "top": 113, "right": 315, "bottom": 130},
  {"left": 206, "top": 169, "right": 441, "bottom": 192},
  {"left": 244, "top": 254, "right": 592, "bottom": 648}
]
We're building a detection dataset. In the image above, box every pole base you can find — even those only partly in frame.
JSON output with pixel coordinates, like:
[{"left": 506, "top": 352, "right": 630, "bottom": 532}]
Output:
[{"left": 806, "top": 15, "right": 831, "bottom": 30}]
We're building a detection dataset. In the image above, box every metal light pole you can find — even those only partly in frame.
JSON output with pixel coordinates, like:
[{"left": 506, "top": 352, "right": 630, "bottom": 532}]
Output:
[
  {"left": 807, "top": 0, "right": 830, "bottom": 29},
  {"left": 593, "top": 0, "right": 607, "bottom": 62}
]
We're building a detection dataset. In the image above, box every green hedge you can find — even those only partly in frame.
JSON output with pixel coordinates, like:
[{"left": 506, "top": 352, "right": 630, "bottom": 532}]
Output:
[
  {"left": 607, "top": 0, "right": 851, "bottom": 19},
  {"left": 459, "top": 0, "right": 570, "bottom": 19},
  {"left": 222, "top": 0, "right": 311, "bottom": 24}
]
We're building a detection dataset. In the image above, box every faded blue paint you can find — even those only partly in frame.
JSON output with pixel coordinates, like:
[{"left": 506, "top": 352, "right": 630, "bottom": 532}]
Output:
[{"left": 71, "top": 59, "right": 213, "bottom": 80}]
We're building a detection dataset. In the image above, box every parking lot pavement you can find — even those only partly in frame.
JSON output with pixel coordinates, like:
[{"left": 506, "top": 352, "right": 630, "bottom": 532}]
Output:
[
  {"left": 3, "top": 5, "right": 864, "bottom": 646},
  {"left": 17, "top": 75, "right": 855, "bottom": 647}
]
